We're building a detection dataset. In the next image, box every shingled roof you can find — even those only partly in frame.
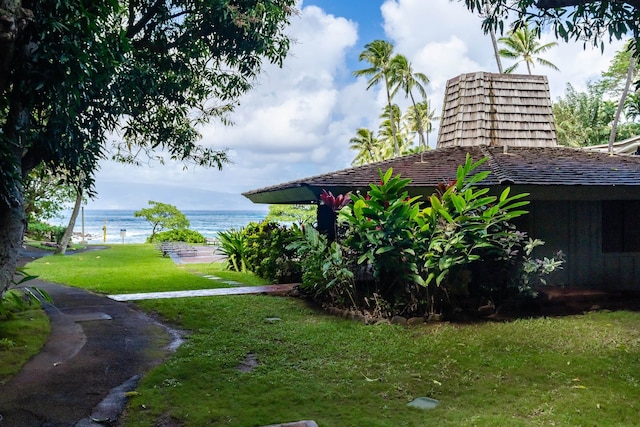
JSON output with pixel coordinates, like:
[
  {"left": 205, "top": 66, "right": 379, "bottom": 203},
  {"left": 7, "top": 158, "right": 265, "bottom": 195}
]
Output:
[
  {"left": 243, "top": 72, "right": 640, "bottom": 205},
  {"left": 242, "top": 146, "right": 640, "bottom": 204},
  {"left": 437, "top": 72, "right": 557, "bottom": 148}
]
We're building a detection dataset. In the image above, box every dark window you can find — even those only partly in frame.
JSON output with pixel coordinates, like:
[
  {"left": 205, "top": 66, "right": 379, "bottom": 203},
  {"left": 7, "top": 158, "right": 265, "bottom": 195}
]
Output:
[{"left": 602, "top": 200, "right": 640, "bottom": 253}]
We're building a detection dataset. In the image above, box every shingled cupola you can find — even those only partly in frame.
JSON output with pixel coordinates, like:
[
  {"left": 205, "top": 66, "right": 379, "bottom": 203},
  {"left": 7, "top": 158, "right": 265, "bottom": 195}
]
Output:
[{"left": 437, "top": 72, "right": 558, "bottom": 149}]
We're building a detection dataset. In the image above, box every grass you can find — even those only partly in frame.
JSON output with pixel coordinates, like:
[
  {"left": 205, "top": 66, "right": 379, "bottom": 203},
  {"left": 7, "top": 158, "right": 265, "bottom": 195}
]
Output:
[
  {"left": 25, "top": 245, "right": 640, "bottom": 426},
  {"left": 26, "top": 244, "right": 268, "bottom": 294},
  {"left": 0, "top": 292, "right": 50, "bottom": 385}
]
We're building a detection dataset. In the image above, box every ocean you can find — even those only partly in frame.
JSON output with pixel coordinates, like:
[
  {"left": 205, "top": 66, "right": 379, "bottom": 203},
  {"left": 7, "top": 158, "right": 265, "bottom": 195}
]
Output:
[{"left": 54, "top": 209, "right": 267, "bottom": 244}]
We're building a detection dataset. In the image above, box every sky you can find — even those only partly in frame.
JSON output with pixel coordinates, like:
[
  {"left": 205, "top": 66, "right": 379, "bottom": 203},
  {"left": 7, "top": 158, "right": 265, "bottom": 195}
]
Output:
[{"left": 87, "top": 0, "right": 627, "bottom": 212}]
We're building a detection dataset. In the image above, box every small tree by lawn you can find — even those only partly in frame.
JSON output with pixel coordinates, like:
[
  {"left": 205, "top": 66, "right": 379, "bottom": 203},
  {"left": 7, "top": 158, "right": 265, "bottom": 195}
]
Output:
[{"left": 134, "top": 201, "right": 190, "bottom": 242}]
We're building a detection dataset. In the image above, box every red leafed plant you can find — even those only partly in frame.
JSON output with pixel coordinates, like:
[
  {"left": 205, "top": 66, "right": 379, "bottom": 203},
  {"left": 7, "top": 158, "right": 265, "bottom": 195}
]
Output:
[{"left": 320, "top": 190, "right": 351, "bottom": 212}]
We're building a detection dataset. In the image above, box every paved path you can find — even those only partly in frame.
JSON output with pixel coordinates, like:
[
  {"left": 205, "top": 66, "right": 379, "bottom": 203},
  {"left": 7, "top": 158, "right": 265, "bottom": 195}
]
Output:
[
  {"left": 0, "top": 247, "right": 300, "bottom": 426},
  {"left": 0, "top": 279, "right": 180, "bottom": 427},
  {"left": 109, "top": 283, "right": 297, "bottom": 301}
]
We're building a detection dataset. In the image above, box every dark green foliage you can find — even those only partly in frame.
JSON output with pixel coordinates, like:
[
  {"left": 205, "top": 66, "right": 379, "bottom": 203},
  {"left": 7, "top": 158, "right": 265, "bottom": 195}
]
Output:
[
  {"left": 149, "top": 229, "right": 206, "bottom": 244},
  {"left": 342, "top": 169, "right": 425, "bottom": 316},
  {"left": 26, "top": 221, "right": 66, "bottom": 244},
  {"left": 287, "top": 156, "right": 563, "bottom": 319},
  {"left": 134, "top": 201, "right": 190, "bottom": 241},
  {"left": 243, "top": 221, "right": 301, "bottom": 284},
  {"left": 217, "top": 228, "right": 251, "bottom": 272},
  {"left": 287, "top": 226, "right": 355, "bottom": 305},
  {"left": 462, "top": 1, "right": 640, "bottom": 54},
  {"left": 1, "top": 0, "right": 296, "bottom": 294}
]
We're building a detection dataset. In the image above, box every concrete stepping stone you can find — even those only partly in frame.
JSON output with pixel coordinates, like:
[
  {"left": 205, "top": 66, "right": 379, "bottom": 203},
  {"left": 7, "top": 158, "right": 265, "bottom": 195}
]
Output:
[
  {"left": 407, "top": 397, "right": 439, "bottom": 409},
  {"left": 260, "top": 421, "right": 318, "bottom": 427}
]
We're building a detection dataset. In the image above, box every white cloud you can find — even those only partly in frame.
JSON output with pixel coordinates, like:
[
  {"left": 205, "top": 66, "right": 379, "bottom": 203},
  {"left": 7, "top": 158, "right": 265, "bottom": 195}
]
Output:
[{"left": 89, "top": 0, "right": 629, "bottom": 211}]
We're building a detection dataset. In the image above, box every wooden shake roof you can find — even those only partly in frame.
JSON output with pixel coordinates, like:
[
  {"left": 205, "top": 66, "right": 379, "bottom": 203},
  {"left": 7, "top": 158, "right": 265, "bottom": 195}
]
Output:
[
  {"left": 437, "top": 72, "right": 557, "bottom": 148},
  {"left": 243, "top": 146, "right": 640, "bottom": 204},
  {"left": 244, "top": 72, "right": 640, "bottom": 205}
]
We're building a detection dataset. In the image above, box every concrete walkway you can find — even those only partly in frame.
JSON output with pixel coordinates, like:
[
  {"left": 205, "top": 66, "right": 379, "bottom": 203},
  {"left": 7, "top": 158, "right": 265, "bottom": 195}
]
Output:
[{"left": 109, "top": 283, "right": 297, "bottom": 301}]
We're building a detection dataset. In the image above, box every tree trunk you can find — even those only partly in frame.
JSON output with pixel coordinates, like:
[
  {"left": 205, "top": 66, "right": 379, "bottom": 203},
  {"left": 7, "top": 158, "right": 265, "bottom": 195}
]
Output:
[
  {"left": 608, "top": 53, "right": 636, "bottom": 154},
  {"left": 409, "top": 91, "right": 427, "bottom": 152},
  {"left": 0, "top": 189, "right": 26, "bottom": 298},
  {"left": 490, "top": 27, "right": 504, "bottom": 73},
  {"left": 384, "top": 76, "right": 400, "bottom": 157},
  {"left": 54, "top": 186, "right": 82, "bottom": 255}
]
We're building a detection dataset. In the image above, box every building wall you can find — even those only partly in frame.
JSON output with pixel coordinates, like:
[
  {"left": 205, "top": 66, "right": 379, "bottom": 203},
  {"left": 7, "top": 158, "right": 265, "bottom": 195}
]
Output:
[{"left": 524, "top": 200, "right": 640, "bottom": 290}]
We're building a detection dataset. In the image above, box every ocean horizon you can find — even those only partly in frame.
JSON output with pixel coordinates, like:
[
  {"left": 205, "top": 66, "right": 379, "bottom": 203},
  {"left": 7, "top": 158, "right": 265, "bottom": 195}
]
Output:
[{"left": 54, "top": 209, "right": 268, "bottom": 244}]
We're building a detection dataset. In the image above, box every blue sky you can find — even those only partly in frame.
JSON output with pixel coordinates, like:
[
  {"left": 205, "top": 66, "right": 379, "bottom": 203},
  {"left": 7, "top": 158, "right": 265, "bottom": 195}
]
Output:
[{"left": 83, "top": 0, "right": 626, "bottom": 212}]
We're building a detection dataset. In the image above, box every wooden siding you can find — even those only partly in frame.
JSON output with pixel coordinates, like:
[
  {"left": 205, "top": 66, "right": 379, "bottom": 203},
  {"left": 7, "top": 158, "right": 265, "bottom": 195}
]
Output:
[
  {"left": 437, "top": 72, "right": 558, "bottom": 148},
  {"left": 527, "top": 201, "right": 640, "bottom": 290}
]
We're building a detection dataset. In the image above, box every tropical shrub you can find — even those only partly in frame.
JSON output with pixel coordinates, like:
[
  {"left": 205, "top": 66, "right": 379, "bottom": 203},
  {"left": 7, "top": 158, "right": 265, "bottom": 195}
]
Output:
[
  {"left": 342, "top": 169, "right": 425, "bottom": 316},
  {"left": 286, "top": 155, "right": 563, "bottom": 319},
  {"left": 287, "top": 225, "right": 355, "bottom": 305},
  {"left": 415, "top": 156, "right": 532, "bottom": 315},
  {"left": 217, "top": 228, "right": 251, "bottom": 272},
  {"left": 26, "top": 220, "right": 66, "bottom": 244},
  {"left": 149, "top": 229, "right": 206, "bottom": 244},
  {"left": 243, "top": 221, "right": 301, "bottom": 283}
]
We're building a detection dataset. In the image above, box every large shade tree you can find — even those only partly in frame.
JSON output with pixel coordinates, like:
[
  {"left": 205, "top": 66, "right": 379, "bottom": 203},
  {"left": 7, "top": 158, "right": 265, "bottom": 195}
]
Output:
[
  {"left": 0, "top": 1, "right": 295, "bottom": 295},
  {"left": 460, "top": 1, "right": 639, "bottom": 53}
]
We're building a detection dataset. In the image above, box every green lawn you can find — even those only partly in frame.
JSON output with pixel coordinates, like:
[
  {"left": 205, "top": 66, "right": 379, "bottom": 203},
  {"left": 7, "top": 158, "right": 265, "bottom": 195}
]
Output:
[
  {"left": 26, "top": 244, "right": 267, "bottom": 294},
  {"left": 25, "top": 245, "right": 640, "bottom": 426}
]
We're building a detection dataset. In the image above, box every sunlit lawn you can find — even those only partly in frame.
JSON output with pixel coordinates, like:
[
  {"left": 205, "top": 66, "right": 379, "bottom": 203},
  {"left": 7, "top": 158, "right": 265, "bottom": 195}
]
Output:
[
  {"left": 26, "top": 244, "right": 268, "bottom": 294},
  {"left": 26, "top": 245, "right": 640, "bottom": 426}
]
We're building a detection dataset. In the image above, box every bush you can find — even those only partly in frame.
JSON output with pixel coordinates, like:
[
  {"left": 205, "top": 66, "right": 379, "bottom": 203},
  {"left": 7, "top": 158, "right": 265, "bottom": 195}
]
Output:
[
  {"left": 217, "top": 228, "right": 251, "bottom": 272},
  {"left": 242, "top": 221, "right": 301, "bottom": 284},
  {"left": 26, "top": 220, "right": 66, "bottom": 243},
  {"left": 287, "top": 155, "right": 564, "bottom": 320},
  {"left": 149, "top": 229, "right": 206, "bottom": 244},
  {"left": 287, "top": 225, "right": 355, "bottom": 305}
]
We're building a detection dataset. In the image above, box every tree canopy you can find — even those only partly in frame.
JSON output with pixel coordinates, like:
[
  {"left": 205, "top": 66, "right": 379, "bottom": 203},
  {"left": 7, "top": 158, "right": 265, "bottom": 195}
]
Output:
[
  {"left": 134, "top": 201, "right": 190, "bottom": 242},
  {"left": 0, "top": 0, "right": 296, "bottom": 294},
  {"left": 460, "top": 1, "right": 640, "bottom": 53}
]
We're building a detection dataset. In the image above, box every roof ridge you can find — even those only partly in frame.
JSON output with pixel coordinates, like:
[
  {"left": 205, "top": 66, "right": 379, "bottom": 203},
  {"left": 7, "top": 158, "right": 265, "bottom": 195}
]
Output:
[{"left": 480, "top": 146, "right": 514, "bottom": 184}]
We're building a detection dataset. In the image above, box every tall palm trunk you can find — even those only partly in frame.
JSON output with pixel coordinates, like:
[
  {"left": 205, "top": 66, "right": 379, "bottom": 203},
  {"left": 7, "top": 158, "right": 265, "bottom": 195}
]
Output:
[
  {"left": 490, "top": 27, "right": 504, "bottom": 73},
  {"left": 384, "top": 76, "right": 400, "bottom": 157},
  {"left": 608, "top": 52, "right": 636, "bottom": 154},
  {"left": 409, "top": 92, "right": 427, "bottom": 151}
]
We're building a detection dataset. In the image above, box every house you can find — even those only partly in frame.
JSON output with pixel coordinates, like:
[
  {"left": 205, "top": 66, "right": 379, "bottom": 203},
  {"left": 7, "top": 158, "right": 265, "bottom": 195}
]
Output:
[
  {"left": 584, "top": 135, "right": 640, "bottom": 156},
  {"left": 243, "top": 72, "right": 640, "bottom": 291}
]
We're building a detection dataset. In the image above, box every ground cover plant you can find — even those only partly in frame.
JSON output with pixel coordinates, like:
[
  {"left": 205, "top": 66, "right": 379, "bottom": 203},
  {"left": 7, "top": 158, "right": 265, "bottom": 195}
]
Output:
[
  {"left": 25, "top": 247, "right": 640, "bottom": 426},
  {"left": 0, "top": 293, "right": 49, "bottom": 384},
  {"left": 25, "top": 245, "right": 267, "bottom": 295}
]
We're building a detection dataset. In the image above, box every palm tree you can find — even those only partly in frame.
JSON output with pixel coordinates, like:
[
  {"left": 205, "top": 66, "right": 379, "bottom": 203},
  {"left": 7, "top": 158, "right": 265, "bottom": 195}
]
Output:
[
  {"left": 498, "top": 25, "right": 559, "bottom": 75},
  {"left": 349, "top": 128, "right": 380, "bottom": 166},
  {"left": 405, "top": 99, "right": 438, "bottom": 149},
  {"left": 353, "top": 40, "right": 401, "bottom": 157},
  {"left": 624, "top": 92, "right": 640, "bottom": 121},
  {"left": 379, "top": 104, "right": 411, "bottom": 156},
  {"left": 480, "top": 3, "right": 504, "bottom": 73},
  {"left": 390, "top": 54, "right": 430, "bottom": 151},
  {"left": 608, "top": 49, "right": 636, "bottom": 154}
]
